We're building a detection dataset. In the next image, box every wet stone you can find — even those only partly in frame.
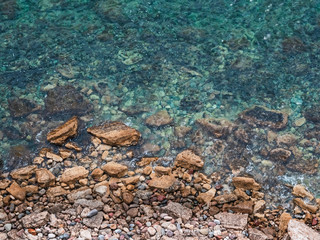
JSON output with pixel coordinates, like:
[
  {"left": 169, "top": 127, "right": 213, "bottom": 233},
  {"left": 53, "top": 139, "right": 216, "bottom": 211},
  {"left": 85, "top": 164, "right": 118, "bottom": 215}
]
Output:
[
  {"left": 47, "top": 116, "right": 78, "bottom": 145},
  {"left": 240, "top": 106, "right": 288, "bottom": 129},
  {"left": 8, "top": 98, "right": 38, "bottom": 117},
  {"left": 44, "top": 85, "right": 92, "bottom": 116}
]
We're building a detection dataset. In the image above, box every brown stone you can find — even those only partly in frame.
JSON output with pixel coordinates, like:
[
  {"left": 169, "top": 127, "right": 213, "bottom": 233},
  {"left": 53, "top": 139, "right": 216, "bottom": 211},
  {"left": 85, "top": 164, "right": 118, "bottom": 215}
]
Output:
[
  {"left": 47, "top": 116, "right": 78, "bottom": 145},
  {"left": 6, "top": 181, "right": 26, "bottom": 201},
  {"left": 59, "top": 148, "right": 73, "bottom": 159},
  {"left": 91, "top": 168, "right": 104, "bottom": 180},
  {"left": 288, "top": 219, "right": 320, "bottom": 240},
  {"left": 101, "top": 162, "right": 128, "bottom": 177},
  {"left": 65, "top": 142, "right": 82, "bottom": 151},
  {"left": 234, "top": 188, "right": 250, "bottom": 200},
  {"left": 121, "top": 175, "right": 140, "bottom": 185},
  {"left": 148, "top": 175, "right": 176, "bottom": 189},
  {"left": 292, "top": 184, "right": 314, "bottom": 200},
  {"left": 36, "top": 168, "right": 55, "bottom": 187},
  {"left": 214, "top": 193, "right": 238, "bottom": 204},
  {"left": 46, "top": 152, "right": 63, "bottom": 162},
  {"left": 214, "top": 212, "right": 248, "bottom": 230},
  {"left": 279, "top": 212, "right": 292, "bottom": 236},
  {"left": 137, "top": 157, "right": 158, "bottom": 167},
  {"left": 24, "top": 185, "right": 38, "bottom": 194},
  {"left": 253, "top": 200, "right": 266, "bottom": 214},
  {"left": 197, "top": 188, "right": 216, "bottom": 204},
  {"left": 60, "top": 166, "right": 89, "bottom": 183},
  {"left": 122, "top": 191, "right": 134, "bottom": 204},
  {"left": 46, "top": 186, "right": 69, "bottom": 198},
  {"left": 240, "top": 106, "right": 288, "bottom": 129},
  {"left": 127, "top": 207, "right": 139, "bottom": 217},
  {"left": 154, "top": 166, "right": 172, "bottom": 175},
  {"left": 0, "top": 179, "right": 11, "bottom": 190},
  {"left": 230, "top": 201, "right": 253, "bottom": 214},
  {"left": 145, "top": 110, "right": 173, "bottom": 126},
  {"left": 87, "top": 121, "right": 140, "bottom": 146},
  {"left": 196, "top": 118, "right": 234, "bottom": 138},
  {"left": 269, "top": 148, "right": 291, "bottom": 162},
  {"left": 175, "top": 150, "right": 204, "bottom": 170},
  {"left": 143, "top": 166, "right": 152, "bottom": 175},
  {"left": 293, "top": 198, "right": 318, "bottom": 213},
  {"left": 10, "top": 165, "right": 37, "bottom": 180},
  {"left": 232, "top": 177, "right": 261, "bottom": 191}
]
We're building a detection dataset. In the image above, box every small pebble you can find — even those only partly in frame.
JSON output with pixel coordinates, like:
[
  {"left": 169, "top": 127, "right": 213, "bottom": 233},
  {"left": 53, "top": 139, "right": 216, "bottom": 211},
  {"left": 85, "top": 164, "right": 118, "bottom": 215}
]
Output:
[
  {"left": 167, "top": 230, "right": 174, "bottom": 237},
  {"left": 214, "top": 219, "right": 220, "bottom": 225},
  {"left": 4, "top": 224, "right": 12, "bottom": 231},
  {"left": 146, "top": 221, "right": 152, "bottom": 227},
  {"left": 48, "top": 233, "right": 56, "bottom": 239},
  {"left": 114, "top": 229, "right": 122, "bottom": 234}
]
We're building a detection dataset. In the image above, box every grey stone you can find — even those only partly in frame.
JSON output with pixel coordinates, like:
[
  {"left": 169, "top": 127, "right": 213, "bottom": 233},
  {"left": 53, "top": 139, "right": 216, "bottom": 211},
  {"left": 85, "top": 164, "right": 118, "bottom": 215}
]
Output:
[
  {"left": 87, "top": 209, "right": 99, "bottom": 218},
  {"left": 161, "top": 201, "right": 192, "bottom": 222},
  {"left": 74, "top": 199, "right": 104, "bottom": 210},
  {"left": 21, "top": 211, "right": 50, "bottom": 228},
  {"left": 249, "top": 228, "right": 272, "bottom": 240},
  {"left": 83, "top": 212, "right": 103, "bottom": 228},
  {"left": 67, "top": 188, "right": 92, "bottom": 202},
  {"left": 4, "top": 223, "right": 12, "bottom": 231}
]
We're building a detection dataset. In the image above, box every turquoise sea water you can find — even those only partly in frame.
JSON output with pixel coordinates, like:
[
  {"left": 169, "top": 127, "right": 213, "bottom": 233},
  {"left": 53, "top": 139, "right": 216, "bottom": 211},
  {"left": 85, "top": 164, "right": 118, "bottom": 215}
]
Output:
[{"left": 1, "top": 0, "right": 320, "bottom": 204}]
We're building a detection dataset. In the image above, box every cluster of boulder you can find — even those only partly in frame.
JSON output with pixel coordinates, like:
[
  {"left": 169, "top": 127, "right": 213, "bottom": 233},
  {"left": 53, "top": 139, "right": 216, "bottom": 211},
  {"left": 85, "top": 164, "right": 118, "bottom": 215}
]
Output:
[{"left": 0, "top": 116, "right": 320, "bottom": 239}]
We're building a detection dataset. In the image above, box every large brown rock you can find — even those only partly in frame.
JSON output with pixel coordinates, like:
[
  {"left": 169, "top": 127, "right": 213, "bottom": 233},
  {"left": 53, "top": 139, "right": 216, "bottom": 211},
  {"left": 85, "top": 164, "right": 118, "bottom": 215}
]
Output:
[
  {"left": 87, "top": 121, "right": 140, "bottom": 146},
  {"left": 60, "top": 166, "right": 89, "bottom": 183},
  {"left": 6, "top": 181, "right": 26, "bottom": 201},
  {"left": 21, "top": 211, "right": 50, "bottom": 228},
  {"left": 36, "top": 168, "right": 56, "bottom": 187},
  {"left": 175, "top": 150, "right": 204, "bottom": 170},
  {"left": 10, "top": 165, "right": 37, "bottom": 180},
  {"left": 288, "top": 219, "right": 320, "bottom": 240},
  {"left": 47, "top": 116, "right": 78, "bottom": 145},
  {"left": 148, "top": 175, "right": 176, "bottom": 189},
  {"left": 145, "top": 110, "right": 173, "bottom": 127},
  {"left": 239, "top": 106, "right": 288, "bottom": 129},
  {"left": 232, "top": 177, "right": 261, "bottom": 191},
  {"left": 101, "top": 162, "right": 128, "bottom": 177}
]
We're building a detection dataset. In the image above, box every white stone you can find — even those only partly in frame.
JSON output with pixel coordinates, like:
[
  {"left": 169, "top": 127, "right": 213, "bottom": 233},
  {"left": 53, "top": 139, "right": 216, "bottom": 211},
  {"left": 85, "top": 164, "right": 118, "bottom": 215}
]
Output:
[
  {"left": 147, "top": 227, "right": 157, "bottom": 236},
  {"left": 80, "top": 229, "right": 92, "bottom": 240}
]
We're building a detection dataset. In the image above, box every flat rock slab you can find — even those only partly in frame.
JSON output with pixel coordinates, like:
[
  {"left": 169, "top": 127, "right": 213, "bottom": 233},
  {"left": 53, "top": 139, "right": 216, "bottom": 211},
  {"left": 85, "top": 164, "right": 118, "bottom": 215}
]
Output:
[
  {"left": 175, "top": 150, "right": 204, "bottom": 170},
  {"left": 214, "top": 212, "right": 248, "bottom": 230},
  {"left": 83, "top": 212, "right": 104, "bottom": 228},
  {"left": 74, "top": 199, "right": 104, "bottom": 210},
  {"left": 162, "top": 201, "right": 192, "bottom": 222},
  {"left": 10, "top": 165, "right": 37, "bottom": 180},
  {"left": 288, "top": 219, "right": 320, "bottom": 240},
  {"left": 21, "top": 211, "right": 49, "bottom": 228},
  {"left": 60, "top": 166, "right": 89, "bottom": 183},
  {"left": 87, "top": 121, "right": 141, "bottom": 146}
]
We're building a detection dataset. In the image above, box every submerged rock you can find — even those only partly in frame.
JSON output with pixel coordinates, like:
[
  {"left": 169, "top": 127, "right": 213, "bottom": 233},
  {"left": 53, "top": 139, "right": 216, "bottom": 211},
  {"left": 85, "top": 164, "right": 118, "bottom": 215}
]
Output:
[
  {"left": 44, "top": 85, "right": 92, "bottom": 116},
  {"left": 269, "top": 148, "right": 292, "bottom": 162},
  {"left": 8, "top": 98, "right": 38, "bottom": 117},
  {"left": 239, "top": 106, "right": 288, "bottom": 129},
  {"left": 145, "top": 110, "right": 173, "bottom": 127},
  {"left": 196, "top": 118, "right": 234, "bottom": 138},
  {"left": 47, "top": 116, "right": 78, "bottom": 145}
]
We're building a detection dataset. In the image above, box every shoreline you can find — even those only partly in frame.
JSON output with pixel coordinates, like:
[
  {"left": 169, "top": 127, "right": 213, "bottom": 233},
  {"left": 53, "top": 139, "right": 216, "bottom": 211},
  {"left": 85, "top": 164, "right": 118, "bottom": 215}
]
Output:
[{"left": 0, "top": 117, "right": 320, "bottom": 239}]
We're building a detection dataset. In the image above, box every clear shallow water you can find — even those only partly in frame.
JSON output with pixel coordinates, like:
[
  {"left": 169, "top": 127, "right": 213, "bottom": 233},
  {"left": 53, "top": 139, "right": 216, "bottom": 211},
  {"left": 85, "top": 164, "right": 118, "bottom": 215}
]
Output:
[{"left": 1, "top": 0, "right": 320, "bottom": 204}]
